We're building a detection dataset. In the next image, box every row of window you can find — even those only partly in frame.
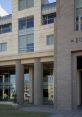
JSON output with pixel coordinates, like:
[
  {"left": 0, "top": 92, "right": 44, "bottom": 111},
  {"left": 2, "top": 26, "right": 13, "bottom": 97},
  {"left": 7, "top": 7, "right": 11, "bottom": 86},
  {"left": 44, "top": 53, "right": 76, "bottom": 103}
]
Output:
[
  {"left": 19, "top": 34, "right": 54, "bottom": 53},
  {"left": 0, "top": 35, "right": 54, "bottom": 53},
  {"left": 0, "top": 14, "right": 55, "bottom": 34},
  {"left": 18, "top": 14, "right": 55, "bottom": 30}
]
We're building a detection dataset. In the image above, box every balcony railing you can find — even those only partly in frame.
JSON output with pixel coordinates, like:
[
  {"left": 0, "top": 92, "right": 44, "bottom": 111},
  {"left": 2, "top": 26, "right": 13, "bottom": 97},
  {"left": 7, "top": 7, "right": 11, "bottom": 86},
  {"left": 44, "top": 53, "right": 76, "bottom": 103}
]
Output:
[
  {"left": 0, "top": 14, "right": 12, "bottom": 20},
  {"left": 42, "top": 18, "right": 55, "bottom": 25}
]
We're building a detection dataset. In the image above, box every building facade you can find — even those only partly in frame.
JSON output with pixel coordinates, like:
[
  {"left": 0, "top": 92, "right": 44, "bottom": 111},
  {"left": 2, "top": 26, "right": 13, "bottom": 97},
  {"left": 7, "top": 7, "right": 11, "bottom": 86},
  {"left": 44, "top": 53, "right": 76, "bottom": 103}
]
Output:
[
  {"left": 55, "top": 0, "right": 82, "bottom": 110},
  {"left": 0, "top": 0, "right": 82, "bottom": 111},
  {"left": 0, "top": 0, "right": 55, "bottom": 105}
]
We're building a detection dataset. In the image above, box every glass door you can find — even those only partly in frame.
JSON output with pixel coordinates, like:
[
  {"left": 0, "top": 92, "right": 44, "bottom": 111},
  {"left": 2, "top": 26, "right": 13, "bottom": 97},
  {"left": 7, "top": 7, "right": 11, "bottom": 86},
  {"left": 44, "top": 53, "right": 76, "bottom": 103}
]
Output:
[
  {"left": 43, "top": 64, "right": 54, "bottom": 105},
  {"left": 0, "top": 74, "right": 11, "bottom": 101},
  {"left": 3, "top": 74, "right": 10, "bottom": 100},
  {"left": 0, "top": 75, "right": 3, "bottom": 100}
]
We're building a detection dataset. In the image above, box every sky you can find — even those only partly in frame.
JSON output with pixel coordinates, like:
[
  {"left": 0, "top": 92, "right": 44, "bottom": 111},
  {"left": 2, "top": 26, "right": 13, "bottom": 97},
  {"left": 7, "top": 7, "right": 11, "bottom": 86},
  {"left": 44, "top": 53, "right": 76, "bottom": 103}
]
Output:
[
  {"left": 0, "top": 0, "right": 12, "bottom": 13},
  {"left": 0, "top": 0, "right": 56, "bottom": 14}
]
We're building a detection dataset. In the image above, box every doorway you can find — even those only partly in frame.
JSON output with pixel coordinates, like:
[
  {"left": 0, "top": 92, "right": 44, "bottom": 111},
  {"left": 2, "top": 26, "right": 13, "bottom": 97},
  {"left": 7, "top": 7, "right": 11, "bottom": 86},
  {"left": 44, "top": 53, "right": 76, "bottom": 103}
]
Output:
[
  {"left": 0, "top": 74, "right": 10, "bottom": 101},
  {"left": 0, "top": 75, "right": 3, "bottom": 100},
  {"left": 43, "top": 63, "right": 54, "bottom": 105},
  {"left": 80, "top": 72, "right": 82, "bottom": 106},
  {"left": 77, "top": 56, "right": 82, "bottom": 106}
]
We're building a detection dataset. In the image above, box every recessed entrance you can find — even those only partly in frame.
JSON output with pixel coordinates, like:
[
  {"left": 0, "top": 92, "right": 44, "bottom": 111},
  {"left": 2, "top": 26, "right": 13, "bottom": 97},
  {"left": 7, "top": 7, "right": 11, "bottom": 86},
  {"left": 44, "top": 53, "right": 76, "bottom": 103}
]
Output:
[
  {"left": 0, "top": 66, "right": 16, "bottom": 101},
  {"left": 77, "top": 56, "right": 82, "bottom": 107},
  {"left": 43, "top": 63, "right": 54, "bottom": 105},
  {"left": 80, "top": 72, "right": 82, "bottom": 106},
  {"left": 0, "top": 65, "right": 34, "bottom": 103}
]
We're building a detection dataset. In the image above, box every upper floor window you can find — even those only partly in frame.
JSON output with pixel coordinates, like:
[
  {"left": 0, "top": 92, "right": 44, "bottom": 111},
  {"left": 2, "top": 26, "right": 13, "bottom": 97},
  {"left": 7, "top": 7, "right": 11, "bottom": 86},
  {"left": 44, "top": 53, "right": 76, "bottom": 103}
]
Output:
[
  {"left": 76, "top": 16, "right": 82, "bottom": 31},
  {"left": 19, "top": 16, "right": 34, "bottom": 30},
  {"left": 46, "top": 35, "right": 54, "bottom": 45},
  {"left": 42, "top": 13, "right": 56, "bottom": 25},
  {"left": 19, "top": 34, "right": 34, "bottom": 53},
  {"left": 75, "top": 0, "right": 82, "bottom": 31},
  {"left": 0, "top": 23, "right": 12, "bottom": 34},
  {"left": 18, "top": 0, "right": 34, "bottom": 11},
  {"left": 0, "top": 43, "right": 7, "bottom": 52}
]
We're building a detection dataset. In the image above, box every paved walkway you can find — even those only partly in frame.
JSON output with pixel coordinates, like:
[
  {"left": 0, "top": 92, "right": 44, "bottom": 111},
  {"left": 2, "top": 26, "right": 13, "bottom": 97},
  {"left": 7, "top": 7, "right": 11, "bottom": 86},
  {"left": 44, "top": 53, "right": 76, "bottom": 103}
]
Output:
[
  {"left": 20, "top": 105, "right": 55, "bottom": 113},
  {"left": 20, "top": 105, "right": 82, "bottom": 117},
  {"left": 51, "top": 109, "right": 82, "bottom": 117},
  {"left": 0, "top": 102, "right": 82, "bottom": 117}
]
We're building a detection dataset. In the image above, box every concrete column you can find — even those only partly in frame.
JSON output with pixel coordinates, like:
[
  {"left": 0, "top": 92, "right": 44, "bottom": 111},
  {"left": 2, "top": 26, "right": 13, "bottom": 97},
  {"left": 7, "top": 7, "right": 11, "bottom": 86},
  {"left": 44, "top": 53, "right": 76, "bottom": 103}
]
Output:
[
  {"left": 16, "top": 60, "right": 24, "bottom": 104},
  {"left": 34, "top": 58, "right": 43, "bottom": 105}
]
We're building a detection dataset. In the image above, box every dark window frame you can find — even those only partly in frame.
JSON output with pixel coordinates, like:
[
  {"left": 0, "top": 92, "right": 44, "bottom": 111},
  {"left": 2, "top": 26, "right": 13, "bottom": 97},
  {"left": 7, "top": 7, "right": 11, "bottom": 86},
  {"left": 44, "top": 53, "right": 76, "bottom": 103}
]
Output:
[
  {"left": 0, "top": 23, "right": 12, "bottom": 34},
  {"left": 42, "top": 13, "right": 56, "bottom": 25},
  {"left": 18, "top": 16, "right": 34, "bottom": 30}
]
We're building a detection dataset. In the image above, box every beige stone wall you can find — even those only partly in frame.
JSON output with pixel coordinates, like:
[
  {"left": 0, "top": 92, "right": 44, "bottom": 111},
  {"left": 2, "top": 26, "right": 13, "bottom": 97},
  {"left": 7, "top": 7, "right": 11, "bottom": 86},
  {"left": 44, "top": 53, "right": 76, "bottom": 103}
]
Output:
[
  {"left": 55, "top": 0, "right": 74, "bottom": 110},
  {"left": 0, "top": 32, "right": 18, "bottom": 55},
  {"left": 34, "top": 0, "right": 54, "bottom": 52},
  {"left": 0, "top": 0, "right": 55, "bottom": 57},
  {"left": 55, "top": 0, "right": 82, "bottom": 110},
  {"left": 12, "top": 0, "right": 54, "bottom": 54}
]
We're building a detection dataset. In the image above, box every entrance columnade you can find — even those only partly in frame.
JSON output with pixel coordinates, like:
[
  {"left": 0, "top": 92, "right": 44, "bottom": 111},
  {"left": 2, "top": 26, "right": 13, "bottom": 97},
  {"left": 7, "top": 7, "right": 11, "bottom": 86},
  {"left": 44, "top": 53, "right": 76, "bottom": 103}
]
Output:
[
  {"left": 34, "top": 58, "right": 43, "bottom": 105},
  {"left": 0, "top": 59, "right": 54, "bottom": 105},
  {"left": 16, "top": 60, "right": 24, "bottom": 104},
  {"left": 0, "top": 66, "right": 16, "bottom": 101}
]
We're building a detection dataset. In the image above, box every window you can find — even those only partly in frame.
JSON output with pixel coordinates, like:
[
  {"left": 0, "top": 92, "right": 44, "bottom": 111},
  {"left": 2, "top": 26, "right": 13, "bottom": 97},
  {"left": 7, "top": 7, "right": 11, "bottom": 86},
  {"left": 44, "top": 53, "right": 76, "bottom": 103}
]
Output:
[
  {"left": 19, "top": 0, "right": 34, "bottom": 11},
  {"left": 47, "top": 35, "right": 54, "bottom": 45},
  {"left": 42, "top": 13, "right": 56, "bottom": 25},
  {"left": 76, "top": 16, "right": 82, "bottom": 31},
  {"left": 75, "top": 0, "right": 82, "bottom": 31},
  {"left": 19, "top": 16, "right": 34, "bottom": 30},
  {"left": 0, "top": 43, "right": 7, "bottom": 52},
  {"left": 19, "top": 34, "right": 34, "bottom": 53},
  {"left": 19, "top": 18, "right": 27, "bottom": 30},
  {"left": 0, "top": 24, "right": 12, "bottom": 34},
  {"left": 27, "top": 17, "right": 34, "bottom": 28}
]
